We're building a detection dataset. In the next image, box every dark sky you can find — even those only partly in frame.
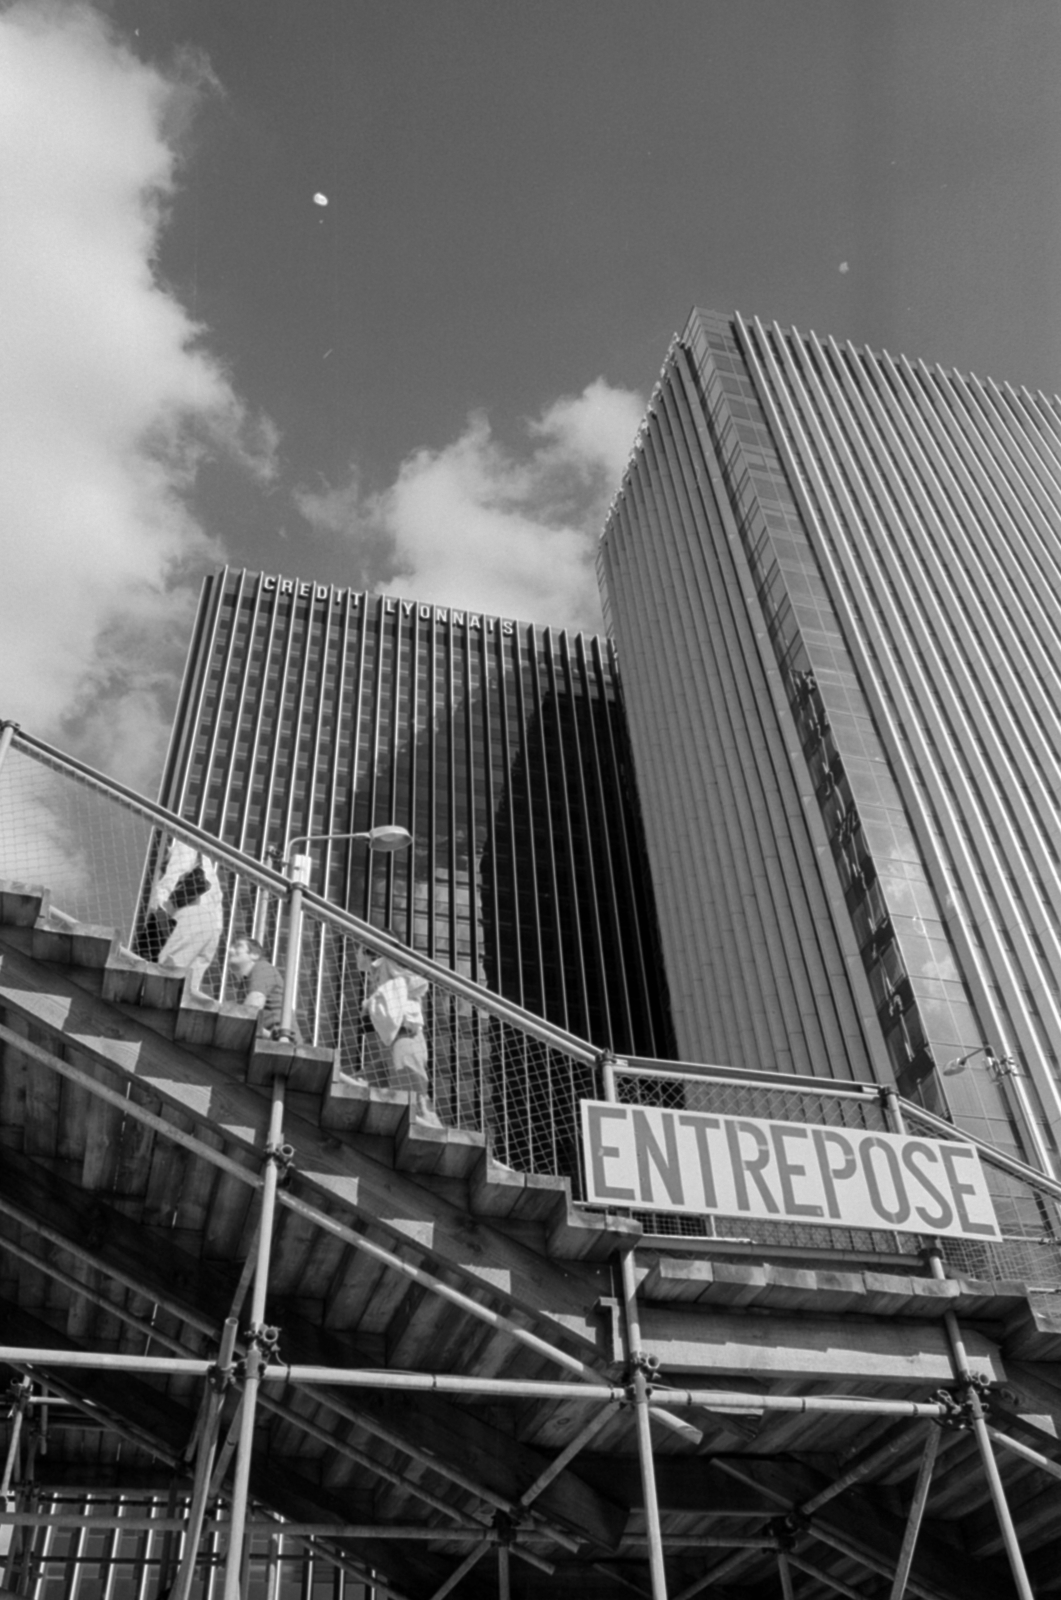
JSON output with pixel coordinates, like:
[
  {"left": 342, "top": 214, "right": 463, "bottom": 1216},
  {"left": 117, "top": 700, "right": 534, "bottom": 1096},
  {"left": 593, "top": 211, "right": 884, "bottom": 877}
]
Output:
[
  {"left": 114, "top": 0, "right": 1061, "bottom": 582},
  {"left": 5, "top": 0, "right": 1061, "bottom": 782}
]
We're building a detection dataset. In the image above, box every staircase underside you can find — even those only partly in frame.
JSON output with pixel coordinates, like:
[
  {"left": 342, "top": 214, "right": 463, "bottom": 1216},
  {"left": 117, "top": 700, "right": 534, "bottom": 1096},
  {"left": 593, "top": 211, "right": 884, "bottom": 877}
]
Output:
[{"left": 3, "top": 884, "right": 1061, "bottom": 1600}]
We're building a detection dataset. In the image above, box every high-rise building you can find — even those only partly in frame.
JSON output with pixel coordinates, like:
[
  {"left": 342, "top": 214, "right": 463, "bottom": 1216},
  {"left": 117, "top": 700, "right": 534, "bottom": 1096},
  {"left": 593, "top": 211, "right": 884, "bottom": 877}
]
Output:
[
  {"left": 599, "top": 307, "right": 1061, "bottom": 1172},
  {"left": 159, "top": 567, "right": 675, "bottom": 1060}
]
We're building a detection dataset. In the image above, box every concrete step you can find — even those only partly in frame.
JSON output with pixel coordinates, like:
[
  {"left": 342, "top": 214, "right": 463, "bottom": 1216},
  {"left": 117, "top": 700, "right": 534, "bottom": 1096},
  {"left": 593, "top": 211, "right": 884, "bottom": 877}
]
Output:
[{"left": 0, "top": 881, "right": 49, "bottom": 927}]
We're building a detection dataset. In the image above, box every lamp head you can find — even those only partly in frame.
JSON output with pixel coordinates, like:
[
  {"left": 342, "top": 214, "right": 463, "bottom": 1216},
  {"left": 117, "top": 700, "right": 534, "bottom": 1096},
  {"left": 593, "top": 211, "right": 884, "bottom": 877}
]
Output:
[{"left": 364, "top": 825, "right": 413, "bottom": 853}]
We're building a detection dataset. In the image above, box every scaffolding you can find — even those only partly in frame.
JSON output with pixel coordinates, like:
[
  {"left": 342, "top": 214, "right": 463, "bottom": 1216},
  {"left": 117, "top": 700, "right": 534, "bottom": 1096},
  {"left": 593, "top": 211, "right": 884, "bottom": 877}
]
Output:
[{"left": 2, "top": 720, "right": 1061, "bottom": 1599}]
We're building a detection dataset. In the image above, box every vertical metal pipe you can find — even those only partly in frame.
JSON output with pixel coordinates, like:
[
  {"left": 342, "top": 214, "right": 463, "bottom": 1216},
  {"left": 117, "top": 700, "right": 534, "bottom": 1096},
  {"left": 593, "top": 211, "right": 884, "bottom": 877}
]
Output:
[
  {"left": 776, "top": 1550, "right": 795, "bottom": 1600},
  {"left": 171, "top": 1319, "right": 239, "bottom": 1600},
  {"left": 1, "top": 1382, "right": 29, "bottom": 1499},
  {"left": 887, "top": 1427, "right": 940, "bottom": 1600},
  {"left": 881, "top": 1087, "right": 906, "bottom": 1135},
  {"left": 278, "top": 870, "right": 307, "bottom": 1042},
  {"left": 925, "top": 1250, "right": 1034, "bottom": 1600},
  {"left": 223, "top": 1077, "right": 287, "bottom": 1600},
  {"left": 497, "top": 1543, "right": 510, "bottom": 1600},
  {"left": 0, "top": 722, "right": 17, "bottom": 779},
  {"left": 620, "top": 1248, "right": 667, "bottom": 1600},
  {"left": 264, "top": 1533, "right": 281, "bottom": 1600},
  {"left": 603, "top": 1055, "right": 666, "bottom": 1598}
]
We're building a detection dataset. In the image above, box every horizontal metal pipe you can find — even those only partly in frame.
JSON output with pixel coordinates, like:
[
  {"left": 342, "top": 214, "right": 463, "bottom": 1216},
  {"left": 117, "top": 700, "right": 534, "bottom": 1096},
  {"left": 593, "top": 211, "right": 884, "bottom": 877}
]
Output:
[
  {"left": 0, "top": 1518, "right": 489, "bottom": 1537},
  {"left": 621, "top": 1536, "right": 779, "bottom": 1550},
  {"left": 7, "top": 727, "right": 287, "bottom": 898},
  {"left": 618, "top": 1057, "right": 880, "bottom": 1100},
  {"left": 0, "top": 1352, "right": 955, "bottom": 1417}
]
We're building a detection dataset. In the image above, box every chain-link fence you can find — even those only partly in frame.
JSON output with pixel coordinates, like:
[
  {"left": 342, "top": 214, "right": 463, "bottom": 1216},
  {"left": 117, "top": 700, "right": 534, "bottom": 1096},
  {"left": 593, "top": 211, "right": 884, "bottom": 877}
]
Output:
[
  {"left": 611, "top": 1062, "right": 919, "bottom": 1254},
  {"left": 5, "top": 724, "right": 1061, "bottom": 1270},
  {"left": 0, "top": 730, "right": 602, "bottom": 1188},
  {"left": 612, "top": 1061, "right": 1061, "bottom": 1279}
]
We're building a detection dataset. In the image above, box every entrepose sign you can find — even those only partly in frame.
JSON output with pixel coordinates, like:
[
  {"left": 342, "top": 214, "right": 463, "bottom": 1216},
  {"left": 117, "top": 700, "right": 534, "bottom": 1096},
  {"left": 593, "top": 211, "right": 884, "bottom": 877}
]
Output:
[{"left": 580, "top": 1102, "right": 1000, "bottom": 1240}]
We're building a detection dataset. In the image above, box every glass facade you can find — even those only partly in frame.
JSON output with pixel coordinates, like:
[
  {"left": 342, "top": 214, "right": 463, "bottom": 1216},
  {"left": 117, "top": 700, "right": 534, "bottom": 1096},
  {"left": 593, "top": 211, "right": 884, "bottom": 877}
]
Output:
[
  {"left": 600, "top": 309, "right": 1061, "bottom": 1170},
  {"left": 160, "top": 568, "right": 675, "bottom": 1060}
]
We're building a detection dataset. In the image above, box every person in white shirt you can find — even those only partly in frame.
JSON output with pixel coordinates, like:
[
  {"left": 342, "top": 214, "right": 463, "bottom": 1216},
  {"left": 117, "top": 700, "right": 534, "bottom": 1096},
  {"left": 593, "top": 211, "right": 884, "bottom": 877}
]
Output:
[{"left": 149, "top": 837, "right": 224, "bottom": 997}]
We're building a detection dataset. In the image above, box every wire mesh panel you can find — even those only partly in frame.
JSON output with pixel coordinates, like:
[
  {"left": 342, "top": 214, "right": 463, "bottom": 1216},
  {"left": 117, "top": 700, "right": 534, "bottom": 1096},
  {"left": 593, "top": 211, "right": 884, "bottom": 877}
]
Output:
[
  {"left": 0, "top": 746, "right": 154, "bottom": 936},
  {"left": 0, "top": 731, "right": 604, "bottom": 1187},
  {"left": 0, "top": 743, "right": 279, "bottom": 1004},
  {"left": 7, "top": 725, "right": 1061, "bottom": 1264},
  {"left": 295, "top": 903, "right": 602, "bottom": 1184},
  {"left": 903, "top": 1104, "right": 1061, "bottom": 1287}
]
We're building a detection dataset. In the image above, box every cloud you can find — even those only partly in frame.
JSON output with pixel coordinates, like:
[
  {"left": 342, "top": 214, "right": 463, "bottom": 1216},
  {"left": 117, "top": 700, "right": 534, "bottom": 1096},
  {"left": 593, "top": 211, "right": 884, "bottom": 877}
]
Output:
[
  {"left": 0, "top": 2, "right": 275, "bottom": 789},
  {"left": 296, "top": 379, "right": 645, "bottom": 633}
]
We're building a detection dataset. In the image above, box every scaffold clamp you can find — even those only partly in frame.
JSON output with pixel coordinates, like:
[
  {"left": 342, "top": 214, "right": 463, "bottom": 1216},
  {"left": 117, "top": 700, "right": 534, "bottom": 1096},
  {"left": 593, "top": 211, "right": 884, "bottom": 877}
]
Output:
[{"left": 265, "top": 1141, "right": 296, "bottom": 1186}]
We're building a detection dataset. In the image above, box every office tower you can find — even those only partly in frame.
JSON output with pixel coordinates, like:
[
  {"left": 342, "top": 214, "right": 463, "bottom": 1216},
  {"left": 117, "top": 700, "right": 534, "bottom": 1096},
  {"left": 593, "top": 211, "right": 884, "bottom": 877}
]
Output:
[
  {"left": 159, "top": 567, "right": 674, "bottom": 1059},
  {"left": 599, "top": 308, "right": 1061, "bottom": 1172}
]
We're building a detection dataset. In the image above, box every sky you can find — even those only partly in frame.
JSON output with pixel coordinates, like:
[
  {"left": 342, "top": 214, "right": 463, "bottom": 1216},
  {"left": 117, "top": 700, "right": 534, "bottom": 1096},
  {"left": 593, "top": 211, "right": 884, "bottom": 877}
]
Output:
[{"left": 4, "top": 0, "right": 1061, "bottom": 790}]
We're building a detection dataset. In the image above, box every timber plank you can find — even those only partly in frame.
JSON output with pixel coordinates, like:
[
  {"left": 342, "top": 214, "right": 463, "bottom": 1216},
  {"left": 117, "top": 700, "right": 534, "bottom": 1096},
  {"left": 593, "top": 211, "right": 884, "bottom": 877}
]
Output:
[
  {"left": 20, "top": 1017, "right": 61, "bottom": 1159},
  {"left": 0, "top": 1145, "right": 236, "bottom": 1330},
  {"left": 636, "top": 1303, "right": 1005, "bottom": 1384},
  {"left": 79, "top": 1054, "right": 127, "bottom": 1193}
]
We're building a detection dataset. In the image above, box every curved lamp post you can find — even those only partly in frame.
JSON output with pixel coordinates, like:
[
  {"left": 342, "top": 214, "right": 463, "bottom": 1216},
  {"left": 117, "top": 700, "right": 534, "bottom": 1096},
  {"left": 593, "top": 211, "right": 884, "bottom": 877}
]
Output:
[
  {"left": 943, "top": 1044, "right": 1054, "bottom": 1177},
  {"left": 277, "top": 826, "right": 413, "bottom": 1042}
]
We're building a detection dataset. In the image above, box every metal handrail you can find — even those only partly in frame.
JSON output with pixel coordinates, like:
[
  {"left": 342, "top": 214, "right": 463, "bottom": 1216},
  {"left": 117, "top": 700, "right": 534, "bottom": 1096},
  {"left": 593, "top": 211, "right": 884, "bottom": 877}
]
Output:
[
  {"left": 902, "top": 1100, "right": 1061, "bottom": 1206},
  {"left": 4, "top": 722, "right": 287, "bottom": 898},
  {"left": 3, "top": 717, "right": 1059, "bottom": 1208},
  {"left": 1, "top": 720, "right": 601, "bottom": 1067}
]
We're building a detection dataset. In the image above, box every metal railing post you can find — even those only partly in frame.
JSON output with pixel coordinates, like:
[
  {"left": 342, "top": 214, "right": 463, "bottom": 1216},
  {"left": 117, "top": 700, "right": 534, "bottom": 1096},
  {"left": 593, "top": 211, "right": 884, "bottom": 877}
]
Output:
[
  {"left": 277, "top": 858, "right": 309, "bottom": 1043},
  {"left": 925, "top": 1249, "right": 1034, "bottom": 1600},
  {"left": 618, "top": 1246, "right": 668, "bottom": 1600},
  {"left": 0, "top": 721, "right": 17, "bottom": 780},
  {"left": 602, "top": 1056, "right": 667, "bottom": 1599},
  {"left": 223, "top": 1076, "right": 287, "bottom": 1600},
  {"left": 1, "top": 1380, "right": 30, "bottom": 1499}
]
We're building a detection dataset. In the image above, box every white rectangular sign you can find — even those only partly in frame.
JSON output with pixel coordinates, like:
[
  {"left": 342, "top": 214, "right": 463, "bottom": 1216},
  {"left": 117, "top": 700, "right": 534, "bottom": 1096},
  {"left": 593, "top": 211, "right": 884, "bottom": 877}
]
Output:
[{"left": 580, "top": 1102, "right": 1000, "bottom": 1240}]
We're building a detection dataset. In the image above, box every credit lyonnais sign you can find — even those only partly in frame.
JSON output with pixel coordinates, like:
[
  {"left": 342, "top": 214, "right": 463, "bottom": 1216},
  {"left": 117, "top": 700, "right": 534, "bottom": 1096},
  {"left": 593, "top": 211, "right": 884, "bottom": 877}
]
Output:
[{"left": 580, "top": 1103, "right": 1000, "bottom": 1240}]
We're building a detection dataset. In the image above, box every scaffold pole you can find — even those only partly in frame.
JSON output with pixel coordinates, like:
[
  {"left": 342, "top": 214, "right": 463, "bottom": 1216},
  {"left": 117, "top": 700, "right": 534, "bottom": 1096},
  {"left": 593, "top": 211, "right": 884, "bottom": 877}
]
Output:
[
  {"left": 926, "top": 1248, "right": 1034, "bottom": 1600},
  {"left": 223, "top": 1074, "right": 287, "bottom": 1600}
]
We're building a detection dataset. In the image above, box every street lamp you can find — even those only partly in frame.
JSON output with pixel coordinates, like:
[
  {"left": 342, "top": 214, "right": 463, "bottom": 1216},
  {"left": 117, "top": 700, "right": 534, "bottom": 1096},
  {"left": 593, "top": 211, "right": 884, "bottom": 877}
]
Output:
[
  {"left": 943, "top": 1046, "right": 1022, "bottom": 1080},
  {"left": 276, "top": 826, "right": 413, "bottom": 1042},
  {"left": 941, "top": 1042, "right": 1057, "bottom": 1178}
]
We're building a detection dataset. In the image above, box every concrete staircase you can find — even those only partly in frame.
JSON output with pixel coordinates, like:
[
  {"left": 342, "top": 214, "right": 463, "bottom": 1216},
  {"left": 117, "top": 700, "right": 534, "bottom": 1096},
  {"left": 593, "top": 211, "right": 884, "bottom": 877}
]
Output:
[{"left": 0, "top": 879, "right": 638, "bottom": 1262}]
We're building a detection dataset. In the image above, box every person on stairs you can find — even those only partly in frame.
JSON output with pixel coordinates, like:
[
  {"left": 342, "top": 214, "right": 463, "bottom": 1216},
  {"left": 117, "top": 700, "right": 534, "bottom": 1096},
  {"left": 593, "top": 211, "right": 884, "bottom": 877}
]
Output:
[
  {"left": 147, "top": 836, "right": 223, "bottom": 997},
  {"left": 356, "top": 941, "right": 440, "bottom": 1126}
]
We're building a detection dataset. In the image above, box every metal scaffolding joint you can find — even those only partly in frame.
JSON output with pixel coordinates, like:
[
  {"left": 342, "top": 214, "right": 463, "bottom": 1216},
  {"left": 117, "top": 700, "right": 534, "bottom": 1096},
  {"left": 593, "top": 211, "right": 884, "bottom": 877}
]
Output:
[
  {"left": 264, "top": 1141, "right": 296, "bottom": 1186},
  {"left": 246, "top": 1325, "right": 283, "bottom": 1366},
  {"left": 492, "top": 1509, "right": 521, "bottom": 1544}
]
